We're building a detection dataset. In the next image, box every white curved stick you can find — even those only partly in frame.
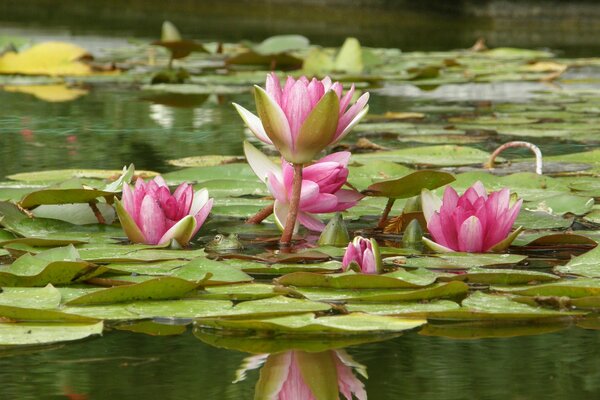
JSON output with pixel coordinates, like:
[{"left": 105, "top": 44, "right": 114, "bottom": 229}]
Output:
[{"left": 486, "top": 141, "right": 543, "bottom": 175}]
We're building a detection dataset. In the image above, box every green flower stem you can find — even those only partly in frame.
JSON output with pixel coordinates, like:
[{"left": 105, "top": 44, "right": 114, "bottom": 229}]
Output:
[
  {"left": 280, "top": 163, "right": 303, "bottom": 245},
  {"left": 246, "top": 203, "right": 274, "bottom": 224}
]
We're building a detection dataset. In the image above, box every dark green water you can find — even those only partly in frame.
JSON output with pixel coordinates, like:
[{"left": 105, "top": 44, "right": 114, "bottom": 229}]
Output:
[{"left": 1, "top": 326, "right": 599, "bottom": 399}]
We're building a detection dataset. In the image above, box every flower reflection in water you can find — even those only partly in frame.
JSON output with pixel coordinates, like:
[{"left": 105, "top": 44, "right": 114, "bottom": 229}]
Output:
[{"left": 235, "top": 349, "right": 367, "bottom": 400}]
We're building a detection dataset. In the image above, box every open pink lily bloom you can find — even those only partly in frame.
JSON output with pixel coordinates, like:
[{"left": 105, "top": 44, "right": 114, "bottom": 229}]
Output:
[
  {"left": 421, "top": 181, "right": 523, "bottom": 253},
  {"left": 234, "top": 73, "right": 369, "bottom": 164},
  {"left": 235, "top": 350, "right": 367, "bottom": 400},
  {"left": 116, "top": 176, "right": 213, "bottom": 246},
  {"left": 342, "top": 236, "right": 381, "bottom": 274},
  {"left": 244, "top": 141, "right": 362, "bottom": 232}
]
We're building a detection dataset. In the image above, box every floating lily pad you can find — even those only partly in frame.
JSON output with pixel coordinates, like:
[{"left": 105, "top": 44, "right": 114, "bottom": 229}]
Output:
[
  {"left": 427, "top": 292, "right": 583, "bottom": 321},
  {"left": 224, "top": 259, "right": 342, "bottom": 275},
  {"left": 554, "top": 246, "right": 600, "bottom": 278},
  {"left": 65, "top": 277, "right": 204, "bottom": 305},
  {"left": 0, "top": 321, "right": 103, "bottom": 345},
  {"left": 170, "top": 257, "right": 253, "bottom": 285},
  {"left": 20, "top": 187, "right": 115, "bottom": 209},
  {"left": 443, "top": 268, "right": 560, "bottom": 285},
  {"left": 289, "top": 281, "right": 468, "bottom": 302},
  {"left": 196, "top": 283, "right": 277, "bottom": 300},
  {"left": 492, "top": 278, "right": 600, "bottom": 298},
  {"left": 115, "top": 320, "right": 187, "bottom": 336},
  {"left": 346, "top": 300, "right": 460, "bottom": 317},
  {"left": 394, "top": 253, "right": 527, "bottom": 270},
  {"left": 363, "top": 170, "right": 455, "bottom": 199},
  {"left": 196, "top": 312, "right": 426, "bottom": 335},
  {"left": 0, "top": 245, "right": 104, "bottom": 287},
  {"left": 352, "top": 145, "right": 494, "bottom": 167},
  {"left": 276, "top": 269, "right": 437, "bottom": 289}
]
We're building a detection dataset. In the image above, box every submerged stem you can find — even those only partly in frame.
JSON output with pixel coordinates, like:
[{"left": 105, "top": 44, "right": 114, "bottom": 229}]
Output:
[
  {"left": 280, "top": 163, "right": 303, "bottom": 245},
  {"left": 246, "top": 203, "right": 274, "bottom": 224},
  {"left": 377, "top": 198, "right": 396, "bottom": 229}
]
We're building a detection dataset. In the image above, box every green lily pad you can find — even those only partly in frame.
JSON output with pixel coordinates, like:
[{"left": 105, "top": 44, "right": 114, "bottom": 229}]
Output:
[
  {"left": 170, "top": 257, "right": 253, "bottom": 285},
  {"left": 65, "top": 277, "right": 204, "bottom": 305},
  {"left": 346, "top": 300, "right": 460, "bottom": 317},
  {"left": 352, "top": 145, "right": 494, "bottom": 167},
  {"left": 0, "top": 321, "right": 103, "bottom": 345},
  {"left": 444, "top": 268, "right": 560, "bottom": 285},
  {"left": 196, "top": 283, "right": 277, "bottom": 301},
  {"left": 0, "top": 245, "right": 104, "bottom": 287},
  {"left": 20, "top": 187, "right": 115, "bottom": 209},
  {"left": 395, "top": 253, "right": 527, "bottom": 270},
  {"left": 224, "top": 259, "right": 342, "bottom": 275},
  {"left": 526, "top": 194, "right": 594, "bottom": 216},
  {"left": 114, "top": 321, "right": 187, "bottom": 336},
  {"left": 492, "top": 278, "right": 600, "bottom": 298},
  {"left": 363, "top": 170, "right": 455, "bottom": 199},
  {"left": 289, "top": 281, "right": 468, "bottom": 302},
  {"left": 196, "top": 312, "right": 426, "bottom": 335},
  {"left": 427, "top": 292, "right": 583, "bottom": 321},
  {"left": 554, "top": 246, "right": 600, "bottom": 278},
  {"left": 276, "top": 269, "right": 437, "bottom": 289}
]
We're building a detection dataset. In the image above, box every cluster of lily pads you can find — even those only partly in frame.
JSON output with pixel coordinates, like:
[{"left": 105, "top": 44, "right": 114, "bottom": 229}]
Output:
[{"left": 2, "top": 22, "right": 600, "bottom": 398}]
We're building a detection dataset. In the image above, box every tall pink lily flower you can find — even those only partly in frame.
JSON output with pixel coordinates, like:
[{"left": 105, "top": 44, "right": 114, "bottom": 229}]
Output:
[
  {"left": 236, "top": 350, "right": 367, "bottom": 400},
  {"left": 244, "top": 141, "right": 362, "bottom": 232},
  {"left": 115, "top": 176, "right": 213, "bottom": 246},
  {"left": 342, "top": 236, "right": 382, "bottom": 274},
  {"left": 234, "top": 73, "right": 369, "bottom": 164},
  {"left": 421, "top": 181, "right": 523, "bottom": 253}
]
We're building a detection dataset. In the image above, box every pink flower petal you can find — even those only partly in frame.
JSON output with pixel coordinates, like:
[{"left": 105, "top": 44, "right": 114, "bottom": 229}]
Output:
[
  {"left": 339, "top": 84, "right": 355, "bottom": 113},
  {"left": 282, "top": 80, "right": 312, "bottom": 143},
  {"left": 458, "top": 216, "right": 484, "bottom": 252},
  {"left": 300, "top": 193, "right": 339, "bottom": 213},
  {"left": 265, "top": 72, "right": 282, "bottom": 105},
  {"left": 191, "top": 198, "right": 213, "bottom": 237},
  {"left": 139, "top": 195, "right": 167, "bottom": 245},
  {"left": 297, "top": 212, "right": 326, "bottom": 232},
  {"left": 232, "top": 103, "right": 273, "bottom": 145},
  {"left": 342, "top": 242, "right": 359, "bottom": 270}
]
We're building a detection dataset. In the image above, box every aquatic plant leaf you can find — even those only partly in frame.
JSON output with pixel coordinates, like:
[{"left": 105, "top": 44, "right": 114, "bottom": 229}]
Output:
[
  {"left": 443, "top": 268, "right": 559, "bottom": 285},
  {"left": 492, "top": 278, "right": 600, "bottom": 298},
  {"left": 7, "top": 168, "right": 157, "bottom": 184},
  {"left": 334, "top": 37, "right": 363, "bottom": 74},
  {"left": 290, "top": 281, "right": 468, "bottom": 302},
  {"left": 276, "top": 269, "right": 437, "bottom": 289},
  {"left": 20, "top": 187, "right": 115, "bottom": 208},
  {"left": 364, "top": 170, "right": 455, "bottom": 198},
  {"left": 555, "top": 246, "right": 600, "bottom": 278},
  {"left": 0, "top": 321, "right": 103, "bottom": 345},
  {"left": 197, "top": 283, "right": 277, "bottom": 301},
  {"left": 393, "top": 253, "right": 527, "bottom": 270},
  {"left": 196, "top": 312, "right": 426, "bottom": 335},
  {"left": 0, "top": 245, "right": 104, "bottom": 287},
  {"left": 351, "top": 145, "right": 494, "bottom": 167},
  {"left": 346, "top": 300, "right": 460, "bottom": 317},
  {"left": 515, "top": 210, "right": 573, "bottom": 230},
  {"left": 223, "top": 259, "right": 342, "bottom": 275},
  {"left": 427, "top": 292, "right": 583, "bottom": 321},
  {"left": 32, "top": 203, "right": 116, "bottom": 225},
  {"left": 115, "top": 320, "right": 187, "bottom": 336},
  {"left": 65, "top": 277, "right": 204, "bottom": 305},
  {"left": 171, "top": 257, "right": 253, "bottom": 285},
  {"left": 0, "top": 42, "right": 92, "bottom": 76}
]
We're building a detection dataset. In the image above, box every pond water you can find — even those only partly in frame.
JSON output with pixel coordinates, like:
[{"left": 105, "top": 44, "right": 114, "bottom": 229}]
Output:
[{"left": 2, "top": 3, "right": 600, "bottom": 400}]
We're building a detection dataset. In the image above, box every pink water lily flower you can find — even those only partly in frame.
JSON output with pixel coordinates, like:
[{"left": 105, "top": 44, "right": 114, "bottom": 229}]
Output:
[
  {"left": 235, "top": 350, "right": 367, "bottom": 400},
  {"left": 234, "top": 73, "right": 369, "bottom": 164},
  {"left": 115, "top": 176, "right": 213, "bottom": 246},
  {"left": 244, "top": 141, "right": 362, "bottom": 232},
  {"left": 342, "top": 236, "right": 382, "bottom": 274},
  {"left": 421, "top": 181, "right": 523, "bottom": 253}
]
